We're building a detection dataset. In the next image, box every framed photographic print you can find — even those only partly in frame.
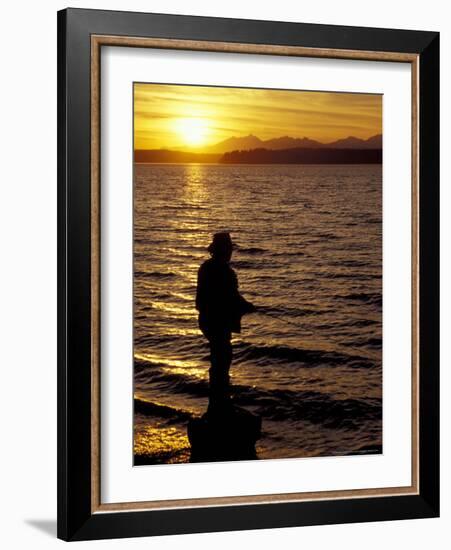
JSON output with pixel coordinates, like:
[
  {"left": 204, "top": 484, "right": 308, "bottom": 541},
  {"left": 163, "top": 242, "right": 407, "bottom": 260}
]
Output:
[{"left": 57, "top": 8, "right": 439, "bottom": 541}]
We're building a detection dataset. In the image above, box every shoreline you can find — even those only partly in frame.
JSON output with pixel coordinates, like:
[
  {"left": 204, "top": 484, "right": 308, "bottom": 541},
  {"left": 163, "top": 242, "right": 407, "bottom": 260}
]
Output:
[{"left": 133, "top": 398, "right": 382, "bottom": 466}]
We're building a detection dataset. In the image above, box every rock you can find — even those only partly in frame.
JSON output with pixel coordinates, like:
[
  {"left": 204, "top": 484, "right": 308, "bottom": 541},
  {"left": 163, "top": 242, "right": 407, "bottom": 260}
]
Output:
[{"left": 187, "top": 405, "right": 262, "bottom": 462}]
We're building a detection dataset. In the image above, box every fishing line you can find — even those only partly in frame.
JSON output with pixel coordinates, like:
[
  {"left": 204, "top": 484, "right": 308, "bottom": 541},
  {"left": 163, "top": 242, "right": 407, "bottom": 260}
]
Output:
[{"left": 256, "top": 309, "right": 306, "bottom": 330}]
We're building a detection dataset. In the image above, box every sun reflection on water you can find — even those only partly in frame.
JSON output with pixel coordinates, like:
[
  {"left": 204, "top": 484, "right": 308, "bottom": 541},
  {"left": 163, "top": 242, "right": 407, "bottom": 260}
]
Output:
[
  {"left": 149, "top": 301, "right": 195, "bottom": 317},
  {"left": 134, "top": 421, "right": 191, "bottom": 464},
  {"left": 182, "top": 163, "right": 211, "bottom": 206},
  {"left": 135, "top": 352, "right": 205, "bottom": 376}
]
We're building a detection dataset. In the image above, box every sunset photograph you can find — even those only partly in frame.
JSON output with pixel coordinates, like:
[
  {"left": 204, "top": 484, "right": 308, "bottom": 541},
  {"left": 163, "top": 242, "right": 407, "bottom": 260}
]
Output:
[{"left": 133, "top": 83, "right": 383, "bottom": 465}]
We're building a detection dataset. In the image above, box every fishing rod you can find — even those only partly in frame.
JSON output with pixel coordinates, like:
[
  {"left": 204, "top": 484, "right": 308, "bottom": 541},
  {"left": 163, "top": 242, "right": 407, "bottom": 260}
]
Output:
[{"left": 254, "top": 308, "right": 306, "bottom": 329}]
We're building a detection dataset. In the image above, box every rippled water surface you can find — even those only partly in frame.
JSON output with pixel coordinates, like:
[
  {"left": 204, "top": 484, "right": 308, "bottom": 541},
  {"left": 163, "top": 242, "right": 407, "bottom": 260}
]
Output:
[{"left": 133, "top": 163, "right": 382, "bottom": 463}]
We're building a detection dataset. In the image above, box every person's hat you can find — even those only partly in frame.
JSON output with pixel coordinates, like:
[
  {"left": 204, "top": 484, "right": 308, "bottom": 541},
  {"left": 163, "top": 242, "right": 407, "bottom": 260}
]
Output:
[{"left": 207, "top": 232, "right": 234, "bottom": 254}]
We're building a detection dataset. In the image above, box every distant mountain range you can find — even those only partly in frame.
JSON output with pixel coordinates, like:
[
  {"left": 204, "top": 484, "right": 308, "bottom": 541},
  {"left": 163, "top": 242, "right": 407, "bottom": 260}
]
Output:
[
  {"left": 134, "top": 134, "right": 383, "bottom": 164},
  {"left": 198, "top": 133, "right": 382, "bottom": 154}
]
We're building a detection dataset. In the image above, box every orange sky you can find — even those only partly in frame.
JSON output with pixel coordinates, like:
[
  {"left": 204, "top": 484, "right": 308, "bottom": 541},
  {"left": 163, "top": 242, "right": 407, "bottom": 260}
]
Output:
[{"left": 134, "top": 83, "right": 382, "bottom": 151}]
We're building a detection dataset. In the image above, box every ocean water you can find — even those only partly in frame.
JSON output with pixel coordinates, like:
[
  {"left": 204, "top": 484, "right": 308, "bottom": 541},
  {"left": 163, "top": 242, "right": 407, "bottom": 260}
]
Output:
[{"left": 133, "top": 163, "right": 382, "bottom": 464}]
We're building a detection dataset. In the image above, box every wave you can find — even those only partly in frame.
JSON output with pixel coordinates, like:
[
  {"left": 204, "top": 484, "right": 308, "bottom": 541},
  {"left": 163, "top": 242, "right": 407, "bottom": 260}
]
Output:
[
  {"left": 135, "top": 353, "right": 381, "bottom": 424},
  {"left": 253, "top": 390, "right": 381, "bottom": 428},
  {"left": 135, "top": 326, "right": 378, "bottom": 368},
  {"left": 349, "top": 337, "right": 382, "bottom": 349},
  {"left": 230, "top": 259, "right": 260, "bottom": 269},
  {"left": 235, "top": 246, "right": 267, "bottom": 254},
  {"left": 329, "top": 259, "right": 376, "bottom": 268},
  {"left": 233, "top": 341, "right": 376, "bottom": 369},
  {"left": 134, "top": 365, "right": 381, "bottom": 429},
  {"left": 258, "top": 305, "right": 330, "bottom": 317},
  {"left": 135, "top": 362, "right": 210, "bottom": 397},
  {"left": 134, "top": 397, "right": 193, "bottom": 422},
  {"left": 342, "top": 292, "right": 382, "bottom": 307},
  {"left": 135, "top": 270, "right": 178, "bottom": 279},
  {"left": 317, "top": 272, "right": 381, "bottom": 280},
  {"left": 270, "top": 250, "right": 306, "bottom": 257},
  {"left": 135, "top": 333, "right": 377, "bottom": 371}
]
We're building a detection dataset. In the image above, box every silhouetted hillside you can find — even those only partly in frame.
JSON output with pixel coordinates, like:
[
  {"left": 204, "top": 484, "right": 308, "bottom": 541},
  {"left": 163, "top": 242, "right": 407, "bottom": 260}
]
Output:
[
  {"left": 264, "top": 136, "right": 323, "bottom": 149},
  {"left": 134, "top": 149, "right": 222, "bottom": 163},
  {"left": 198, "top": 133, "right": 382, "bottom": 154},
  {"left": 220, "top": 147, "right": 382, "bottom": 164},
  {"left": 205, "top": 134, "right": 263, "bottom": 154},
  {"left": 328, "top": 135, "right": 382, "bottom": 149},
  {"left": 135, "top": 138, "right": 383, "bottom": 164}
]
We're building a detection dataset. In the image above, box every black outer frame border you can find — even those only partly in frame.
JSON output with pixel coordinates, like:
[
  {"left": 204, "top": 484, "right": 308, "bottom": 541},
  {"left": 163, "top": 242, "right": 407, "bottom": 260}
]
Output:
[{"left": 57, "top": 8, "right": 439, "bottom": 542}]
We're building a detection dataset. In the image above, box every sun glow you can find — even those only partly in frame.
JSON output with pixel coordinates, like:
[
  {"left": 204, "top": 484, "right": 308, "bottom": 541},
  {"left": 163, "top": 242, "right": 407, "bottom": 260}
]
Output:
[
  {"left": 134, "top": 83, "right": 382, "bottom": 150},
  {"left": 174, "top": 117, "right": 209, "bottom": 147}
]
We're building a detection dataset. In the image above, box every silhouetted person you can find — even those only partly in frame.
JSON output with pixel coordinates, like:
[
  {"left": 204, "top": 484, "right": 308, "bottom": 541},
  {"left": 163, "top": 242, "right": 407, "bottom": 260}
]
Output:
[{"left": 196, "top": 232, "right": 256, "bottom": 414}]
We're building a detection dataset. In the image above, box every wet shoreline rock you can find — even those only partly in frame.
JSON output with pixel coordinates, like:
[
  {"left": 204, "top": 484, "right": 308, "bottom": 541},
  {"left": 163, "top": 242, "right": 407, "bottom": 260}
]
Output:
[{"left": 188, "top": 405, "right": 262, "bottom": 462}]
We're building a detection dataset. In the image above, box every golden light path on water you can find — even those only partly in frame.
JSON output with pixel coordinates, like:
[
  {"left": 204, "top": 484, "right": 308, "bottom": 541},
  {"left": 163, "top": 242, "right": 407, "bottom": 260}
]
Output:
[
  {"left": 134, "top": 165, "right": 221, "bottom": 463},
  {"left": 134, "top": 423, "right": 191, "bottom": 464},
  {"left": 149, "top": 301, "right": 193, "bottom": 317},
  {"left": 134, "top": 352, "right": 205, "bottom": 377}
]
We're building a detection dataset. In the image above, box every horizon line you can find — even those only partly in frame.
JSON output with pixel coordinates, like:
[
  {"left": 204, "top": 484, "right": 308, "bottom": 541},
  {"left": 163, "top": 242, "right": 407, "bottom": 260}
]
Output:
[{"left": 134, "top": 132, "right": 383, "bottom": 152}]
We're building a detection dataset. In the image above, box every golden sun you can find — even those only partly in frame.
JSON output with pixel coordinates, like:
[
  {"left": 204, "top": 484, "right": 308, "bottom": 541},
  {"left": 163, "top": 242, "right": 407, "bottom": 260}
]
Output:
[{"left": 174, "top": 117, "right": 209, "bottom": 147}]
